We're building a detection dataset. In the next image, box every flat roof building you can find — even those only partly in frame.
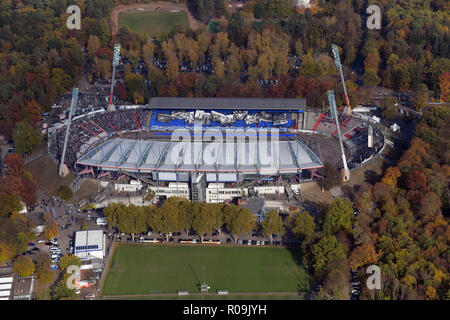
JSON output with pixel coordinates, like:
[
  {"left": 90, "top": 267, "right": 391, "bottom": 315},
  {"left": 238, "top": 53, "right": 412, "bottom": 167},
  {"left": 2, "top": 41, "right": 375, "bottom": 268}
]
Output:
[
  {"left": 74, "top": 230, "right": 105, "bottom": 260},
  {"left": 148, "top": 97, "right": 306, "bottom": 111}
]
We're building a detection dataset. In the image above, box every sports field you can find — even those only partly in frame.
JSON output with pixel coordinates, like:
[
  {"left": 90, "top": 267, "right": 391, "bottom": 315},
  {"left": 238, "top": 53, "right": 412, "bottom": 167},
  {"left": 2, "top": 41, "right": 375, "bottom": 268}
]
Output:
[
  {"left": 102, "top": 244, "right": 308, "bottom": 296},
  {"left": 118, "top": 11, "right": 189, "bottom": 37}
]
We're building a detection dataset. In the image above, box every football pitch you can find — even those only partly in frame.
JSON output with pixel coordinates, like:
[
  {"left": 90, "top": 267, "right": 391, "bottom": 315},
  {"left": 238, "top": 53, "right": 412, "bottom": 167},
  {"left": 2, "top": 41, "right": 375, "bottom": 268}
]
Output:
[
  {"left": 102, "top": 244, "right": 308, "bottom": 296},
  {"left": 118, "top": 11, "right": 189, "bottom": 37}
]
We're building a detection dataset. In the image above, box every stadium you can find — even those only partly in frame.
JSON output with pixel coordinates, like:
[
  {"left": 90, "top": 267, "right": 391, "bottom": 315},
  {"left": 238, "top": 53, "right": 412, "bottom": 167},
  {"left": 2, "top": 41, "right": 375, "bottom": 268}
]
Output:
[{"left": 47, "top": 97, "right": 385, "bottom": 203}]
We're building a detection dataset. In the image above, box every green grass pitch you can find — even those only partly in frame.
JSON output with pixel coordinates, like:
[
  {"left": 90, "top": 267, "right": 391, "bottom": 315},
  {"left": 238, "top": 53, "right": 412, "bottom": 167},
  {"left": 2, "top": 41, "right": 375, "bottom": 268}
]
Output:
[
  {"left": 102, "top": 244, "right": 308, "bottom": 296},
  {"left": 118, "top": 11, "right": 189, "bottom": 38}
]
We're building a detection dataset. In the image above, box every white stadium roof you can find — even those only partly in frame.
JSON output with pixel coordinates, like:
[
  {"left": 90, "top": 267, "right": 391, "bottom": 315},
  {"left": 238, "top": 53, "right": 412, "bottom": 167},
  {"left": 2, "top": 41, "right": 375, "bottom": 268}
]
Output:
[{"left": 76, "top": 138, "right": 323, "bottom": 175}]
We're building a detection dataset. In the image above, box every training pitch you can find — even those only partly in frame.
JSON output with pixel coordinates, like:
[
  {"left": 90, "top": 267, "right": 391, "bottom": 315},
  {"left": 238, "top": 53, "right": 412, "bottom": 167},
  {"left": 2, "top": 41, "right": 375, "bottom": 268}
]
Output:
[
  {"left": 118, "top": 11, "right": 189, "bottom": 37},
  {"left": 102, "top": 244, "right": 308, "bottom": 296}
]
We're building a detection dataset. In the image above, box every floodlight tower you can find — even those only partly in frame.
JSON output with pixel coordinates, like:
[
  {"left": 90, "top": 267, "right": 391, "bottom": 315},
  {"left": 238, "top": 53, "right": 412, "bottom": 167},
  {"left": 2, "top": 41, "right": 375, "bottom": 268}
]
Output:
[
  {"left": 59, "top": 88, "right": 79, "bottom": 176},
  {"left": 327, "top": 90, "right": 350, "bottom": 181},
  {"left": 107, "top": 43, "right": 121, "bottom": 112},
  {"left": 332, "top": 45, "right": 351, "bottom": 114}
]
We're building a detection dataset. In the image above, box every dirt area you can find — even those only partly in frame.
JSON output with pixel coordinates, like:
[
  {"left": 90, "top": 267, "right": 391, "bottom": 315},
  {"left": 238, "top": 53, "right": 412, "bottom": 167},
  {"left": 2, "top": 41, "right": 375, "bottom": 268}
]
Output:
[
  {"left": 110, "top": 2, "right": 199, "bottom": 36},
  {"left": 71, "top": 179, "right": 102, "bottom": 204},
  {"left": 301, "top": 181, "right": 334, "bottom": 204},
  {"left": 25, "top": 154, "right": 75, "bottom": 197}
]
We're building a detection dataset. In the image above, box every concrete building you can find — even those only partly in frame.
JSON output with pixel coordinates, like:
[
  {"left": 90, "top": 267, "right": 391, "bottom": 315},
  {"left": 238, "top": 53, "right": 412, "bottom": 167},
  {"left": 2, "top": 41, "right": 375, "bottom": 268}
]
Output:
[
  {"left": 74, "top": 230, "right": 105, "bottom": 261},
  {"left": 206, "top": 183, "right": 244, "bottom": 203},
  {"left": 148, "top": 182, "right": 190, "bottom": 200}
]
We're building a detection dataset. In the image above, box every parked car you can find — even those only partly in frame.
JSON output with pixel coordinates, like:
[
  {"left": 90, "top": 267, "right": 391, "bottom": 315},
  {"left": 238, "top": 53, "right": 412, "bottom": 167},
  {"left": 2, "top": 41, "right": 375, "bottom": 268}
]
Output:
[{"left": 247, "top": 240, "right": 251, "bottom": 245}]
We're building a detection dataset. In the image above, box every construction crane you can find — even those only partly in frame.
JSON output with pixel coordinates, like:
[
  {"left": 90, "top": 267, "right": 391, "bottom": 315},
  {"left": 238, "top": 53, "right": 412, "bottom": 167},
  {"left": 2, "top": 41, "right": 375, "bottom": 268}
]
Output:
[
  {"left": 332, "top": 44, "right": 351, "bottom": 114},
  {"left": 327, "top": 90, "right": 351, "bottom": 181}
]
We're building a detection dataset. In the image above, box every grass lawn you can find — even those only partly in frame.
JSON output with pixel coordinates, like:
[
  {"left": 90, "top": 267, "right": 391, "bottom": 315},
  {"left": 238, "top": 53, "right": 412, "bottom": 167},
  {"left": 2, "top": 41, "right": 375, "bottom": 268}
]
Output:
[
  {"left": 102, "top": 244, "right": 307, "bottom": 296},
  {"left": 118, "top": 11, "right": 189, "bottom": 37}
]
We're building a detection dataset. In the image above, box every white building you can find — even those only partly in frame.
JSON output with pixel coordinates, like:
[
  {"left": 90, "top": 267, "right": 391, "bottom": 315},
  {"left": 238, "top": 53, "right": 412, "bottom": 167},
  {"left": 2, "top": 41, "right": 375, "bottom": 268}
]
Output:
[
  {"left": 114, "top": 180, "right": 143, "bottom": 192},
  {"left": 74, "top": 230, "right": 105, "bottom": 260},
  {"left": 148, "top": 182, "right": 190, "bottom": 200},
  {"left": 206, "top": 183, "right": 244, "bottom": 203}
]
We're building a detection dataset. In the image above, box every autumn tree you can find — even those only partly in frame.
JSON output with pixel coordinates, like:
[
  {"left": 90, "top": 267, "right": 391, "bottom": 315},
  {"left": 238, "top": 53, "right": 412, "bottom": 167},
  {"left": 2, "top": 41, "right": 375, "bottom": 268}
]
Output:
[
  {"left": 223, "top": 205, "right": 254, "bottom": 242},
  {"left": 35, "top": 253, "right": 56, "bottom": 284},
  {"left": 349, "top": 244, "right": 380, "bottom": 270},
  {"left": 13, "top": 256, "right": 35, "bottom": 277}
]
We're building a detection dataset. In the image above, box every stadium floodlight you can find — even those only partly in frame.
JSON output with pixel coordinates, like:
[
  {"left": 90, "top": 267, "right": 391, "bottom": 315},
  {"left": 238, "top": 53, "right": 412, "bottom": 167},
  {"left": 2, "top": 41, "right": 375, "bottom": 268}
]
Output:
[
  {"left": 327, "top": 90, "right": 350, "bottom": 181},
  {"left": 327, "top": 90, "right": 337, "bottom": 119},
  {"left": 331, "top": 44, "right": 341, "bottom": 68},
  {"left": 108, "top": 43, "right": 121, "bottom": 111},
  {"left": 331, "top": 44, "right": 351, "bottom": 111},
  {"left": 59, "top": 88, "right": 78, "bottom": 176},
  {"left": 112, "top": 43, "right": 121, "bottom": 67}
]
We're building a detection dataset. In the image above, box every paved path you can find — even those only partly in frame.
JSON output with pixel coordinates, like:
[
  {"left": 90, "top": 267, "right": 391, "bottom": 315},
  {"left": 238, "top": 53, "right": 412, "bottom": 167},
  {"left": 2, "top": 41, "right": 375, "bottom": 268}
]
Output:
[{"left": 111, "top": 2, "right": 199, "bottom": 36}]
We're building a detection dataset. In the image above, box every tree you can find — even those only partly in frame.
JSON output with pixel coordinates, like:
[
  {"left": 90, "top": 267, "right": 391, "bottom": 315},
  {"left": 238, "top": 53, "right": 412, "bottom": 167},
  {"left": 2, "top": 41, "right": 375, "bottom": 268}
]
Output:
[
  {"left": 299, "top": 53, "right": 323, "bottom": 77},
  {"left": 323, "top": 198, "right": 354, "bottom": 235},
  {"left": 291, "top": 211, "right": 315, "bottom": 241},
  {"left": 52, "top": 274, "right": 77, "bottom": 300},
  {"left": 0, "top": 241, "right": 15, "bottom": 263},
  {"left": 58, "top": 185, "right": 73, "bottom": 201},
  {"left": 116, "top": 205, "right": 148, "bottom": 241},
  {"left": 412, "top": 83, "right": 429, "bottom": 111},
  {"left": 224, "top": 205, "right": 254, "bottom": 242},
  {"left": 381, "top": 166, "right": 402, "bottom": 191},
  {"left": 59, "top": 254, "right": 81, "bottom": 271},
  {"left": 253, "top": 1, "right": 264, "bottom": 19},
  {"left": 349, "top": 244, "right": 380, "bottom": 270},
  {"left": 363, "top": 69, "right": 381, "bottom": 87},
  {"left": 438, "top": 72, "right": 449, "bottom": 102},
  {"left": 262, "top": 0, "right": 291, "bottom": 19},
  {"left": 323, "top": 162, "right": 341, "bottom": 190},
  {"left": 35, "top": 253, "right": 55, "bottom": 284},
  {"left": 153, "top": 202, "right": 182, "bottom": 241},
  {"left": 13, "top": 256, "right": 35, "bottom": 276},
  {"left": 261, "top": 209, "right": 285, "bottom": 243},
  {"left": 191, "top": 204, "right": 215, "bottom": 241},
  {"left": 0, "top": 193, "right": 22, "bottom": 217},
  {"left": 311, "top": 235, "right": 346, "bottom": 273},
  {"left": 12, "top": 120, "right": 43, "bottom": 155}
]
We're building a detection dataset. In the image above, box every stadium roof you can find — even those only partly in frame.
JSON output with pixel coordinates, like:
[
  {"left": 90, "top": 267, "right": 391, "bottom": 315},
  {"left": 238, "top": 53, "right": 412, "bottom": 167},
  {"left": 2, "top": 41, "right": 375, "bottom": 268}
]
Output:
[
  {"left": 148, "top": 97, "right": 306, "bottom": 110},
  {"left": 76, "top": 138, "right": 323, "bottom": 177}
]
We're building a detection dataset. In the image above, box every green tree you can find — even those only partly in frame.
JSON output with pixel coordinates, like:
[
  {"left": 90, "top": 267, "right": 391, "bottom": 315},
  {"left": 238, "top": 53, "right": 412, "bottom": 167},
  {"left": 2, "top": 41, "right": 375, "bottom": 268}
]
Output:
[
  {"left": 52, "top": 274, "right": 77, "bottom": 300},
  {"left": 311, "top": 235, "right": 346, "bottom": 272},
  {"left": 13, "top": 256, "right": 35, "bottom": 276},
  {"left": 261, "top": 209, "right": 285, "bottom": 243},
  {"left": 323, "top": 198, "right": 354, "bottom": 235},
  {"left": 12, "top": 120, "right": 44, "bottom": 155},
  {"left": 58, "top": 254, "right": 81, "bottom": 272},
  {"left": 291, "top": 211, "right": 315, "bottom": 241},
  {"left": 58, "top": 185, "right": 73, "bottom": 201},
  {"left": 363, "top": 68, "right": 381, "bottom": 87}
]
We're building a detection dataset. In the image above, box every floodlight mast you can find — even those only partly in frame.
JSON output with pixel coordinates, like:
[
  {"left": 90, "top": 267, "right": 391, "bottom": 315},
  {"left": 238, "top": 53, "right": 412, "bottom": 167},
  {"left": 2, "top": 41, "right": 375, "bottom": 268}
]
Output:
[
  {"left": 59, "top": 88, "right": 78, "bottom": 176},
  {"left": 332, "top": 45, "right": 351, "bottom": 113},
  {"left": 108, "top": 43, "right": 121, "bottom": 112},
  {"left": 327, "top": 90, "right": 350, "bottom": 181}
]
